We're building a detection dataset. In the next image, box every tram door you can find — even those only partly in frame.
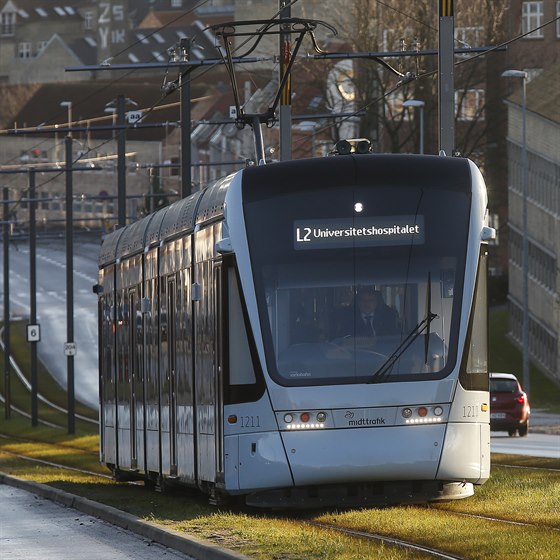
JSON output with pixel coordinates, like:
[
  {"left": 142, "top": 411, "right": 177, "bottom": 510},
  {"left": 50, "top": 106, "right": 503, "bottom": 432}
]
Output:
[
  {"left": 194, "top": 226, "right": 220, "bottom": 485},
  {"left": 128, "top": 289, "right": 138, "bottom": 469},
  {"left": 214, "top": 264, "right": 225, "bottom": 478},
  {"left": 167, "top": 278, "right": 178, "bottom": 475}
]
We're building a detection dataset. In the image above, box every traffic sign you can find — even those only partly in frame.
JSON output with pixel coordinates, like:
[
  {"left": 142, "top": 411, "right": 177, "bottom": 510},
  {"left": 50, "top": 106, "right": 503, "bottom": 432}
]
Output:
[
  {"left": 26, "top": 324, "right": 41, "bottom": 342},
  {"left": 127, "top": 110, "right": 143, "bottom": 124},
  {"left": 64, "top": 342, "right": 77, "bottom": 356}
]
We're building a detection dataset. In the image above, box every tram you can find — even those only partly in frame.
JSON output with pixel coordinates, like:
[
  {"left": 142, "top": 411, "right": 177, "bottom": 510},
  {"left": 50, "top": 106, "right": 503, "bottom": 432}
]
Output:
[{"left": 95, "top": 151, "right": 494, "bottom": 507}]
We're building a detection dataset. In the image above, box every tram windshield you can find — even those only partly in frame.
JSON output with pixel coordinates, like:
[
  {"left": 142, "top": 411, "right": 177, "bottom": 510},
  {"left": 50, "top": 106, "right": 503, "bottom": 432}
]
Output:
[{"left": 243, "top": 179, "right": 471, "bottom": 386}]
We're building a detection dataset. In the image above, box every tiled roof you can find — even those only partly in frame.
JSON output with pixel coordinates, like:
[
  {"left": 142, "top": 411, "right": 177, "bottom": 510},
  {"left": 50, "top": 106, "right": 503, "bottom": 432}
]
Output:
[
  {"left": 1, "top": 79, "right": 212, "bottom": 141},
  {"left": 2, "top": 0, "right": 82, "bottom": 22},
  {"left": 122, "top": 22, "right": 220, "bottom": 65}
]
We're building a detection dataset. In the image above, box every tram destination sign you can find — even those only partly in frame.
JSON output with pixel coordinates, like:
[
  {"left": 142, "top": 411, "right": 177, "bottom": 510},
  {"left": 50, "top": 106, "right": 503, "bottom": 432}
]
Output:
[{"left": 294, "top": 215, "right": 424, "bottom": 250}]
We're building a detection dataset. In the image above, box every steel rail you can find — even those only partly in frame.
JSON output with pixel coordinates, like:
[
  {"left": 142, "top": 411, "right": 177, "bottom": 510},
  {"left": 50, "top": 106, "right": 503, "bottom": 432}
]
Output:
[{"left": 306, "top": 520, "right": 466, "bottom": 560}]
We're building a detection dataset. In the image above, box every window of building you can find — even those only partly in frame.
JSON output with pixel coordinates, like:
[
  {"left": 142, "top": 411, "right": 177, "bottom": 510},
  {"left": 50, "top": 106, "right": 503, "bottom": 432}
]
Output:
[
  {"left": 508, "top": 300, "right": 557, "bottom": 375},
  {"left": 18, "top": 42, "right": 32, "bottom": 59},
  {"left": 386, "top": 91, "right": 408, "bottom": 120},
  {"left": 522, "top": 1, "right": 544, "bottom": 38},
  {"left": 171, "top": 0, "right": 183, "bottom": 7},
  {"left": 1, "top": 11, "right": 16, "bottom": 35},
  {"left": 509, "top": 228, "right": 556, "bottom": 292},
  {"left": 84, "top": 11, "right": 93, "bottom": 30},
  {"left": 508, "top": 144, "right": 560, "bottom": 216},
  {"left": 455, "top": 26, "right": 484, "bottom": 50},
  {"left": 51, "top": 194, "right": 62, "bottom": 211},
  {"left": 40, "top": 194, "right": 49, "bottom": 210},
  {"left": 36, "top": 41, "right": 48, "bottom": 55},
  {"left": 455, "top": 89, "right": 485, "bottom": 121}
]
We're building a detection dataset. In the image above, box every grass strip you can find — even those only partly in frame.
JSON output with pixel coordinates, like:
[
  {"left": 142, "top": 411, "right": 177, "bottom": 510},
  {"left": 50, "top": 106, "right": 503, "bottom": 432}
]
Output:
[
  {"left": 0, "top": 320, "right": 97, "bottom": 423},
  {"left": 1, "top": 428, "right": 559, "bottom": 560}
]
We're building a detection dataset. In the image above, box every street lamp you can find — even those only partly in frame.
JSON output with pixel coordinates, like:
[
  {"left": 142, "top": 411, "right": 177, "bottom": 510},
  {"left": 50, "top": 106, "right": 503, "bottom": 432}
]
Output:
[
  {"left": 403, "top": 99, "right": 425, "bottom": 154},
  {"left": 502, "top": 69, "right": 529, "bottom": 398},
  {"left": 60, "top": 101, "right": 72, "bottom": 138}
]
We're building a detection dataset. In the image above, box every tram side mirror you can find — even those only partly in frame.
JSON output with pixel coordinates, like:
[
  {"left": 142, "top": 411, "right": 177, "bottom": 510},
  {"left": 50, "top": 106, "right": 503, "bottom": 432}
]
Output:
[
  {"left": 481, "top": 226, "right": 496, "bottom": 242},
  {"left": 215, "top": 237, "right": 234, "bottom": 254},
  {"left": 92, "top": 284, "right": 103, "bottom": 294}
]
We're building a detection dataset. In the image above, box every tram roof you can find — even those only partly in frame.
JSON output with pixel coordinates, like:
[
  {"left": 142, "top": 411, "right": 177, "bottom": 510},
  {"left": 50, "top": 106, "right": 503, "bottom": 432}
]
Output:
[
  {"left": 98, "top": 227, "right": 125, "bottom": 266},
  {"left": 98, "top": 172, "right": 236, "bottom": 266}
]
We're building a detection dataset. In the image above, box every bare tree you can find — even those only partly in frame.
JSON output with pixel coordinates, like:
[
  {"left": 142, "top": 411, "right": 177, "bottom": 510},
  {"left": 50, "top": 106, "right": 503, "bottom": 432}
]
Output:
[{"left": 294, "top": 0, "right": 509, "bottom": 159}]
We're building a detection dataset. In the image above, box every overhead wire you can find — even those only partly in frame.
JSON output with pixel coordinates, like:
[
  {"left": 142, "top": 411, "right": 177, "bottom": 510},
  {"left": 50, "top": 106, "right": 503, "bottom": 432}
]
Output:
[
  {"left": 287, "top": 13, "right": 560, "bottom": 154},
  {"left": 5, "top": 4, "right": 560, "bottom": 218},
  {"left": 2, "top": 0, "right": 303, "bottom": 218},
  {"left": 0, "top": 0, "right": 213, "bottom": 167}
]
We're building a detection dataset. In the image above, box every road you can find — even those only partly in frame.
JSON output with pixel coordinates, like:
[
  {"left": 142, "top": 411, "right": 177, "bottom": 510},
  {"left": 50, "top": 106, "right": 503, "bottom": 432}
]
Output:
[
  {"left": 490, "top": 410, "right": 560, "bottom": 458},
  {"left": 491, "top": 432, "right": 560, "bottom": 458},
  {"left": 0, "top": 484, "right": 194, "bottom": 560},
  {"left": 1, "top": 235, "right": 100, "bottom": 409}
]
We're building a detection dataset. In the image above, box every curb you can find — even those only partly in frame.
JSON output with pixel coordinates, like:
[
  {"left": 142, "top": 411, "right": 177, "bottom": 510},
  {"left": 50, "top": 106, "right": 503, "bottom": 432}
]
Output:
[{"left": 0, "top": 472, "right": 251, "bottom": 560}]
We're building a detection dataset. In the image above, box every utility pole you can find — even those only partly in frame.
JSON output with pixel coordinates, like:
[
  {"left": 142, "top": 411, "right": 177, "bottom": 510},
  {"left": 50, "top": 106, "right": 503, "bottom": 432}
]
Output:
[
  {"left": 2, "top": 187, "right": 10, "bottom": 419},
  {"left": 279, "top": 1, "right": 292, "bottom": 161},
  {"left": 117, "top": 94, "right": 126, "bottom": 228},
  {"left": 179, "top": 38, "right": 192, "bottom": 198},
  {"left": 65, "top": 136, "right": 75, "bottom": 434},
  {"left": 438, "top": 0, "right": 455, "bottom": 155}
]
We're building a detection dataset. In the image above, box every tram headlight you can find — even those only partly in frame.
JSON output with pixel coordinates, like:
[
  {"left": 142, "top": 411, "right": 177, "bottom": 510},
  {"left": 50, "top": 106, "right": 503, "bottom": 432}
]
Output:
[
  {"left": 280, "top": 410, "right": 328, "bottom": 430},
  {"left": 402, "top": 404, "right": 446, "bottom": 424}
]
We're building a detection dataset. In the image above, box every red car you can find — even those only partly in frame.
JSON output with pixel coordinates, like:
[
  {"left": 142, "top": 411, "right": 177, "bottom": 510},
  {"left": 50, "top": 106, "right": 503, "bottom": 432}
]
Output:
[{"left": 490, "top": 372, "right": 530, "bottom": 437}]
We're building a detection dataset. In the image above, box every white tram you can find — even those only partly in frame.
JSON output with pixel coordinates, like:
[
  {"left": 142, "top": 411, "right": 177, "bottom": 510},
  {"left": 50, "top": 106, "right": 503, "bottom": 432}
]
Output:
[{"left": 96, "top": 153, "right": 494, "bottom": 507}]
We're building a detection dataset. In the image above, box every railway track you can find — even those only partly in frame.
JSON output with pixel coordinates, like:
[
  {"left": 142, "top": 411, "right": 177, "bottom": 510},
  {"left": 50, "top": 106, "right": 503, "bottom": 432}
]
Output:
[
  {"left": 306, "top": 520, "right": 466, "bottom": 560},
  {"left": 1, "top": 436, "right": 559, "bottom": 560},
  {"left": 0, "top": 331, "right": 97, "bottom": 426}
]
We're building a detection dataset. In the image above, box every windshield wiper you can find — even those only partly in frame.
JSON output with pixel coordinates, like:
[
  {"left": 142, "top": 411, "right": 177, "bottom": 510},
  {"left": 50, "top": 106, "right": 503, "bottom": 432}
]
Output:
[
  {"left": 368, "top": 273, "right": 437, "bottom": 384},
  {"left": 424, "top": 271, "right": 433, "bottom": 366}
]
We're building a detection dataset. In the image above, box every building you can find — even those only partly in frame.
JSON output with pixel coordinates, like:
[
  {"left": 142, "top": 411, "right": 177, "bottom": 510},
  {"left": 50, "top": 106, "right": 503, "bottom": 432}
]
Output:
[
  {"left": 0, "top": 79, "right": 203, "bottom": 230},
  {"left": 505, "top": 61, "right": 560, "bottom": 383}
]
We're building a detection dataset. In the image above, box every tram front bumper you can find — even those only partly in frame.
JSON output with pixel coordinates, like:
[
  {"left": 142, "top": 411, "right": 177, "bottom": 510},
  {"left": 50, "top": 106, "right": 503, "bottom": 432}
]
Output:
[{"left": 280, "top": 424, "right": 446, "bottom": 486}]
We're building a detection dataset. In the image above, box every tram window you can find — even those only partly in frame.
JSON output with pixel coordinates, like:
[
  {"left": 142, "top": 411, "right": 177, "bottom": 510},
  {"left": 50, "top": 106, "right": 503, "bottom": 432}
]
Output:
[
  {"left": 263, "top": 258, "right": 453, "bottom": 384},
  {"left": 228, "top": 270, "right": 256, "bottom": 385},
  {"left": 460, "top": 249, "right": 489, "bottom": 391},
  {"left": 244, "top": 183, "right": 469, "bottom": 385}
]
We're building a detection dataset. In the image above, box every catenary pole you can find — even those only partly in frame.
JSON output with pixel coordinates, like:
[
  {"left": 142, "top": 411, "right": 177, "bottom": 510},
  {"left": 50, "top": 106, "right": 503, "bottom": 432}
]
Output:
[
  {"left": 438, "top": 0, "right": 455, "bottom": 155},
  {"left": 279, "top": 0, "right": 292, "bottom": 161},
  {"left": 29, "top": 169, "right": 38, "bottom": 426},
  {"left": 2, "top": 187, "right": 10, "bottom": 419},
  {"left": 180, "top": 38, "right": 192, "bottom": 198},
  {"left": 65, "top": 136, "right": 75, "bottom": 434}
]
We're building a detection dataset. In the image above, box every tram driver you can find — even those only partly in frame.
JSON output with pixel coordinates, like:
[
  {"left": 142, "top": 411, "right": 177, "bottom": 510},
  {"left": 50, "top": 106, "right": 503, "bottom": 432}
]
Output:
[{"left": 332, "top": 287, "right": 399, "bottom": 339}]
